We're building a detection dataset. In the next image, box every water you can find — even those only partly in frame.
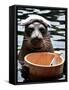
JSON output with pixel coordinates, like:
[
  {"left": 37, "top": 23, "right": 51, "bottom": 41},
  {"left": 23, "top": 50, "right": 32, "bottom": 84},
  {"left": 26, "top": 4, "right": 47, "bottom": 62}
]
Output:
[{"left": 17, "top": 8, "right": 66, "bottom": 82}]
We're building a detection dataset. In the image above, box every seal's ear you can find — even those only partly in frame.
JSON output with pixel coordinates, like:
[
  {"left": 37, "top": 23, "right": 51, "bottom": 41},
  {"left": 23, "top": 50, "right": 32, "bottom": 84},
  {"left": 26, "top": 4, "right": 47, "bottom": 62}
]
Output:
[{"left": 18, "top": 14, "right": 52, "bottom": 27}]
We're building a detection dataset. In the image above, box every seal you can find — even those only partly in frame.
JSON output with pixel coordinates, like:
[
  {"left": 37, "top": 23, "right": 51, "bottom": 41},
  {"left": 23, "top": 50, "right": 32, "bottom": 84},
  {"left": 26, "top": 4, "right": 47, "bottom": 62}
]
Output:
[{"left": 18, "top": 15, "right": 54, "bottom": 80}]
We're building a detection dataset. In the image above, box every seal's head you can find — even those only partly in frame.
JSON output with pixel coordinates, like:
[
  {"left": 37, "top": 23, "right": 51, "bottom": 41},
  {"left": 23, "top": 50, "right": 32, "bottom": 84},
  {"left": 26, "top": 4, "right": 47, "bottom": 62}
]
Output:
[{"left": 20, "top": 15, "right": 52, "bottom": 51}]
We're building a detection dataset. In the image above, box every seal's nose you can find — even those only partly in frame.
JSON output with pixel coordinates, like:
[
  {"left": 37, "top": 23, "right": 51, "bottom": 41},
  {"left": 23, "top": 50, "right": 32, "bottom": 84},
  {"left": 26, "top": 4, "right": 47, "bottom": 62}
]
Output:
[{"left": 31, "top": 37, "right": 42, "bottom": 45}]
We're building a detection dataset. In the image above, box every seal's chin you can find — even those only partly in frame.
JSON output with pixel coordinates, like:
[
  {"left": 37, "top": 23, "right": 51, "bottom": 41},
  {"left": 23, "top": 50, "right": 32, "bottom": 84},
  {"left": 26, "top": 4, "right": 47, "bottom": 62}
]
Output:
[{"left": 31, "top": 46, "right": 43, "bottom": 51}]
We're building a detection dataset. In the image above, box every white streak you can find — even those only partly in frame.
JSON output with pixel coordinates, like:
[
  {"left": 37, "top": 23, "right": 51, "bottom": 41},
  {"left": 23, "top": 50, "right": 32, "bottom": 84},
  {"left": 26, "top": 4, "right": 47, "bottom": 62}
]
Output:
[
  {"left": 20, "top": 14, "right": 51, "bottom": 27},
  {"left": 31, "top": 29, "right": 43, "bottom": 39}
]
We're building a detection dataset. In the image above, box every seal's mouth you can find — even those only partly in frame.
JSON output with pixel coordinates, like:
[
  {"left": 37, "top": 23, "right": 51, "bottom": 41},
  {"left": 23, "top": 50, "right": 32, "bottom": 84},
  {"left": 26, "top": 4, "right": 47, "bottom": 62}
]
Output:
[{"left": 32, "top": 47, "right": 42, "bottom": 51}]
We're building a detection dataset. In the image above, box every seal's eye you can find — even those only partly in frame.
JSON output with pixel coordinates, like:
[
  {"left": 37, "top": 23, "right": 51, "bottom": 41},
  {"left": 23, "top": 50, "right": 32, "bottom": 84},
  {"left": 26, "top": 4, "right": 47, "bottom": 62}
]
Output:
[
  {"left": 39, "top": 27, "right": 46, "bottom": 34},
  {"left": 28, "top": 27, "right": 34, "bottom": 31},
  {"left": 25, "top": 27, "right": 34, "bottom": 36}
]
